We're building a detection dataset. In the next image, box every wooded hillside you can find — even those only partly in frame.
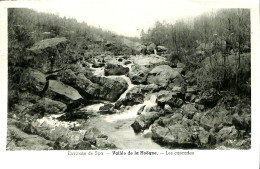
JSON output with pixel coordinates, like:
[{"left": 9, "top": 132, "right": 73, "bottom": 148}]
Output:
[
  {"left": 140, "top": 9, "right": 250, "bottom": 93},
  {"left": 8, "top": 8, "right": 137, "bottom": 90}
]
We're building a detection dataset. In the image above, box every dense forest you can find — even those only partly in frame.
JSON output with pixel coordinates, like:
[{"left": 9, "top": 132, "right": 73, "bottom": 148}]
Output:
[
  {"left": 141, "top": 9, "right": 250, "bottom": 93},
  {"left": 7, "top": 8, "right": 251, "bottom": 150}
]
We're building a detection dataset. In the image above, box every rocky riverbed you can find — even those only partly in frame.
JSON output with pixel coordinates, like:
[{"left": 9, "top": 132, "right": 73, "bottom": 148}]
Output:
[{"left": 7, "top": 54, "right": 251, "bottom": 150}]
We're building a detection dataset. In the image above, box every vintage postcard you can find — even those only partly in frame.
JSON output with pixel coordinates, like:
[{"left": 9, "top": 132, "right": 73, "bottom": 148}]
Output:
[{"left": 0, "top": 0, "right": 259, "bottom": 169}]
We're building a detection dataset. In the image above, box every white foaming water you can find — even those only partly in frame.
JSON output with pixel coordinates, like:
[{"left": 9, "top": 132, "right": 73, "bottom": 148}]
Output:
[
  {"left": 154, "top": 49, "right": 157, "bottom": 55},
  {"left": 91, "top": 67, "right": 104, "bottom": 77},
  {"left": 142, "top": 125, "right": 153, "bottom": 137},
  {"left": 81, "top": 103, "right": 104, "bottom": 112},
  {"left": 124, "top": 63, "right": 133, "bottom": 72},
  {"left": 118, "top": 75, "right": 136, "bottom": 100},
  {"left": 105, "top": 94, "right": 158, "bottom": 123},
  {"left": 143, "top": 94, "right": 158, "bottom": 112},
  {"left": 105, "top": 74, "right": 136, "bottom": 101},
  {"left": 105, "top": 104, "right": 144, "bottom": 122},
  {"left": 36, "top": 114, "right": 80, "bottom": 129}
]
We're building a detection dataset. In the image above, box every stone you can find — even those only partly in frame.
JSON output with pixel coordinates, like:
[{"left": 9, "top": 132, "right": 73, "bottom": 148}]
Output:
[
  {"left": 199, "top": 108, "right": 232, "bottom": 131},
  {"left": 104, "top": 63, "right": 129, "bottom": 76},
  {"left": 58, "top": 69, "right": 77, "bottom": 85},
  {"left": 151, "top": 124, "right": 193, "bottom": 147},
  {"left": 197, "top": 88, "right": 220, "bottom": 107},
  {"left": 122, "top": 84, "right": 158, "bottom": 106},
  {"left": 164, "top": 104, "right": 173, "bottom": 114},
  {"left": 133, "top": 55, "right": 170, "bottom": 69},
  {"left": 136, "top": 45, "right": 147, "bottom": 54},
  {"left": 181, "top": 104, "right": 197, "bottom": 119},
  {"left": 28, "top": 37, "right": 68, "bottom": 54},
  {"left": 137, "top": 105, "right": 146, "bottom": 115},
  {"left": 147, "top": 43, "right": 156, "bottom": 54},
  {"left": 156, "top": 90, "right": 183, "bottom": 108},
  {"left": 232, "top": 112, "right": 251, "bottom": 131},
  {"left": 96, "top": 138, "right": 117, "bottom": 149},
  {"left": 46, "top": 80, "right": 84, "bottom": 105},
  {"left": 20, "top": 68, "right": 46, "bottom": 94},
  {"left": 99, "top": 104, "right": 116, "bottom": 114},
  {"left": 147, "top": 65, "right": 185, "bottom": 89},
  {"left": 216, "top": 126, "right": 238, "bottom": 142},
  {"left": 31, "top": 97, "right": 67, "bottom": 115},
  {"left": 74, "top": 73, "right": 100, "bottom": 99},
  {"left": 90, "top": 76, "right": 128, "bottom": 102},
  {"left": 7, "top": 125, "right": 53, "bottom": 150},
  {"left": 198, "top": 127, "right": 210, "bottom": 144},
  {"left": 157, "top": 113, "right": 183, "bottom": 126},
  {"left": 131, "top": 112, "right": 162, "bottom": 133},
  {"left": 66, "top": 130, "right": 85, "bottom": 147},
  {"left": 128, "top": 64, "right": 150, "bottom": 84},
  {"left": 84, "top": 127, "right": 108, "bottom": 142},
  {"left": 171, "top": 86, "right": 186, "bottom": 95}
]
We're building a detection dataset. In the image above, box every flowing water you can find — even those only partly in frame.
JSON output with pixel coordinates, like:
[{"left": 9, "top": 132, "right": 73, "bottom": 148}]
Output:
[
  {"left": 83, "top": 94, "right": 163, "bottom": 149},
  {"left": 38, "top": 58, "right": 164, "bottom": 149},
  {"left": 80, "top": 61, "right": 164, "bottom": 149}
]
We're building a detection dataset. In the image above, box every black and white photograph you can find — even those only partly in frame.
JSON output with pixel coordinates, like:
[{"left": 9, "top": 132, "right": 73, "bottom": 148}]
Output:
[{"left": 0, "top": 0, "right": 259, "bottom": 169}]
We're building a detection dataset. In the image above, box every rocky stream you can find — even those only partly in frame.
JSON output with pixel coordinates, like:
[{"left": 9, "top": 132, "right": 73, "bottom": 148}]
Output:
[{"left": 7, "top": 54, "right": 251, "bottom": 150}]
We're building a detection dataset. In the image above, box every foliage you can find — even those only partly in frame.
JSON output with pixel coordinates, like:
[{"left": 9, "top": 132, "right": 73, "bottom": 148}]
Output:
[
  {"left": 8, "top": 8, "right": 136, "bottom": 90},
  {"left": 141, "top": 9, "right": 250, "bottom": 94}
]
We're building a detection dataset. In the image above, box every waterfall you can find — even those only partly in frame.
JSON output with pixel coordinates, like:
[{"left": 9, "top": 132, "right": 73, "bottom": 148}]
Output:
[{"left": 154, "top": 49, "right": 157, "bottom": 55}]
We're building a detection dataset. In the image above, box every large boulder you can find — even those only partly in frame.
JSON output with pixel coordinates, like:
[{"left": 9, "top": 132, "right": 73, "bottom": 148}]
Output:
[
  {"left": 58, "top": 67, "right": 100, "bottom": 99},
  {"left": 28, "top": 37, "right": 68, "bottom": 54},
  {"left": 128, "top": 64, "right": 150, "bottom": 84},
  {"left": 83, "top": 127, "right": 108, "bottom": 142},
  {"left": 199, "top": 107, "right": 233, "bottom": 131},
  {"left": 104, "top": 63, "right": 129, "bottom": 76},
  {"left": 151, "top": 124, "right": 193, "bottom": 147},
  {"left": 131, "top": 111, "right": 162, "bottom": 133},
  {"left": 156, "top": 90, "right": 184, "bottom": 108},
  {"left": 147, "top": 65, "right": 185, "bottom": 89},
  {"left": 27, "top": 37, "right": 68, "bottom": 73},
  {"left": 30, "top": 98, "right": 67, "bottom": 115},
  {"left": 58, "top": 63, "right": 94, "bottom": 84},
  {"left": 7, "top": 125, "right": 53, "bottom": 150},
  {"left": 58, "top": 69, "right": 77, "bottom": 85},
  {"left": 46, "top": 80, "right": 84, "bottom": 106},
  {"left": 91, "top": 77, "right": 128, "bottom": 102},
  {"left": 98, "top": 104, "right": 116, "bottom": 114},
  {"left": 159, "top": 113, "right": 182, "bottom": 126},
  {"left": 20, "top": 68, "right": 46, "bottom": 94},
  {"left": 133, "top": 55, "right": 170, "bottom": 69},
  {"left": 216, "top": 126, "right": 238, "bottom": 143},
  {"left": 74, "top": 73, "right": 100, "bottom": 99},
  {"left": 10, "top": 118, "right": 115, "bottom": 150},
  {"left": 136, "top": 45, "right": 147, "bottom": 54},
  {"left": 68, "top": 63, "right": 94, "bottom": 78}
]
